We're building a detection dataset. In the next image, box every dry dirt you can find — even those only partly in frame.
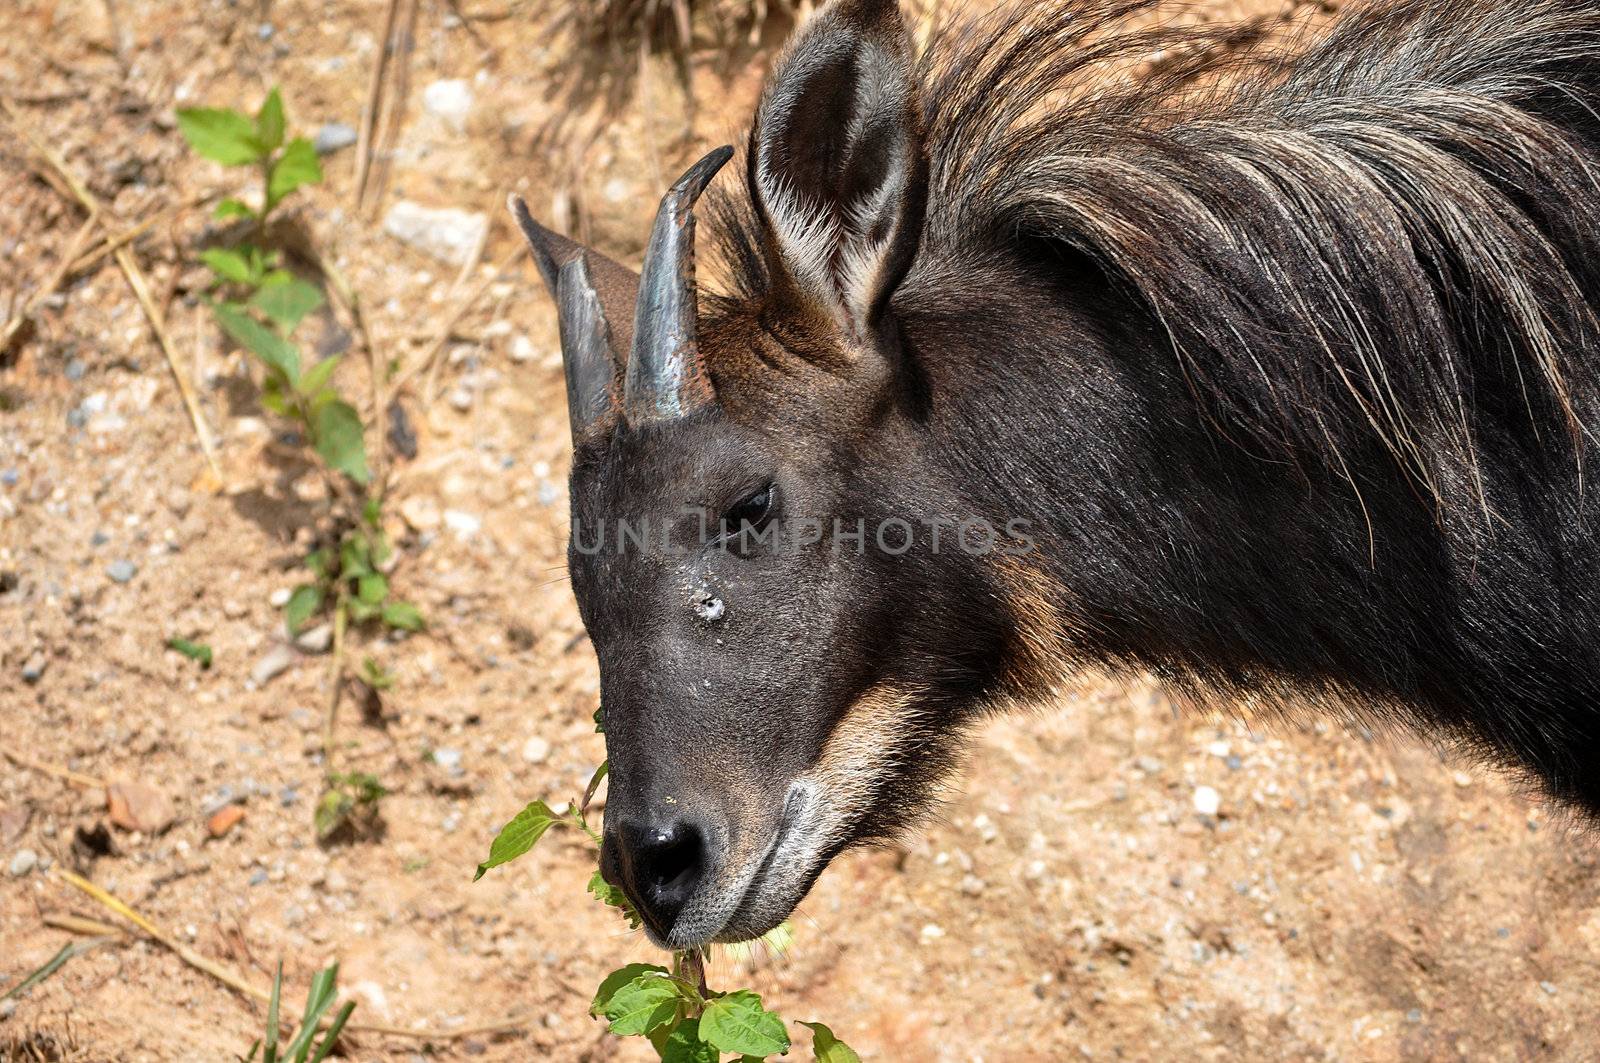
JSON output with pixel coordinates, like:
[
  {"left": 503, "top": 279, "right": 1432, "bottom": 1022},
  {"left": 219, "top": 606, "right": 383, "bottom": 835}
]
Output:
[{"left": 3, "top": 0, "right": 1599, "bottom": 1060}]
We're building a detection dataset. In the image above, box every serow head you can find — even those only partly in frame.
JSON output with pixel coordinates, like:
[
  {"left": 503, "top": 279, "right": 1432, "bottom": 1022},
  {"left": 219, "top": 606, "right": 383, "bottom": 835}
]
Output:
[{"left": 511, "top": 0, "right": 1020, "bottom": 947}]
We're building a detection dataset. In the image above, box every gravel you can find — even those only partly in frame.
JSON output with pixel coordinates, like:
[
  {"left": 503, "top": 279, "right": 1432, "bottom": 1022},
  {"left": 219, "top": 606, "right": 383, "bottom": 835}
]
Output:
[
  {"left": 250, "top": 645, "right": 296, "bottom": 686},
  {"left": 107, "top": 559, "right": 138, "bottom": 583},
  {"left": 9, "top": 848, "right": 38, "bottom": 876},
  {"left": 313, "top": 122, "right": 358, "bottom": 155},
  {"left": 383, "top": 201, "right": 489, "bottom": 268}
]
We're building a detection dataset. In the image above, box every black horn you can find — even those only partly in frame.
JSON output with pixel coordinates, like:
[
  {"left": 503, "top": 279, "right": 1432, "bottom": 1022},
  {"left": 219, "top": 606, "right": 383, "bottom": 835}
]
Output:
[
  {"left": 509, "top": 194, "right": 623, "bottom": 441},
  {"left": 624, "top": 145, "right": 734, "bottom": 423}
]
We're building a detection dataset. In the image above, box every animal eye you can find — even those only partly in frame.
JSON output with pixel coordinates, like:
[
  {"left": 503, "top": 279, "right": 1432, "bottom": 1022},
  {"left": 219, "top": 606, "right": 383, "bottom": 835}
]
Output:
[{"left": 721, "top": 484, "right": 775, "bottom": 542}]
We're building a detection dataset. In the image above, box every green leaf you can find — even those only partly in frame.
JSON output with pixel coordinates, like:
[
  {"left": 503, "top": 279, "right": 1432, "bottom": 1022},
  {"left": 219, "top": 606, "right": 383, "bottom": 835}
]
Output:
[
  {"left": 474, "top": 800, "right": 563, "bottom": 880},
  {"left": 267, "top": 137, "right": 323, "bottom": 210},
  {"left": 304, "top": 548, "right": 331, "bottom": 580},
  {"left": 586, "top": 869, "right": 627, "bottom": 909},
  {"left": 339, "top": 535, "right": 371, "bottom": 578},
  {"left": 214, "top": 197, "right": 256, "bottom": 221},
  {"left": 591, "top": 963, "right": 670, "bottom": 1015},
  {"left": 581, "top": 759, "right": 608, "bottom": 812},
  {"left": 800, "top": 1022, "right": 861, "bottom": 1063},
  {"left": 165, "top": 637, "right": 213, "bottom": 668},
  {"left": 600, "top": 973, "right": 679, "bottom": 1037},
  {"left": 251, "top": 276, "right": 324, "bottom": 333},
  {"left": 264, "top": 963, "right": 283, "bottom": 1061},
  {"left": 381, "top": 601, "right": 424, "bottom": 631},
  {"left": 307, "top": 1000, "right": 355, "bottom": 1063},
  {"left": 357, "top": 572, "right": 388, "bottom": 605},
  {"left": 313, "top": 400, "right": 369, "bottom": 484},
  {"left": 214, "top": 301, "right": 301, "bottom": 384},
  {"left": 660, "top": 1017, "right": 720, "bottom": 1063},
  {"left": 360, "top": 655, "right": 395, "bottom": 690},
  {"left": 285, "top": 584, "right": 323, "bottom": 635},
  {"left": 299, "top": 355, "right": 341, "bottom": 401},
  {"left": 256, "top": 87, "right": 286, "bottom": 152},
  {"left": 176, "top": 107, "right": 264, "bottom": 165},
  {"left": 699, "top": 991, "right": 789, "bottom": 1057},
  {"left": 200, "top": 247, "right": 255, "bottom": 284}
]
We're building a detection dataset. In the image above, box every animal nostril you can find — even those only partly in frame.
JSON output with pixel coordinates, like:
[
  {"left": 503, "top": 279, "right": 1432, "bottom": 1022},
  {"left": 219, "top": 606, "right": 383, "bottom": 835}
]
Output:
[{"left": 616, "top": 817, "right": 708, "bottom": 935}]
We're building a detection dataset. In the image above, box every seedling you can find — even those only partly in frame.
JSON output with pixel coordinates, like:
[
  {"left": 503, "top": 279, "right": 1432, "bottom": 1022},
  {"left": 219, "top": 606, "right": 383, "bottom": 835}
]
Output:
[
  {"left": 242, "top": 962, "right": 355, "bottom": 1063},
  {"left": 179, "top": 89, "right": 422, "bottom": 834},
  {"left": 166, "top": 636, "right": 214, "bottom": 668},
  {"left": 314, "top": 771, "right": 387, "bottom": 842},
  {"left": 478, "top": 732, "right": 860, "bottom": 1061}
]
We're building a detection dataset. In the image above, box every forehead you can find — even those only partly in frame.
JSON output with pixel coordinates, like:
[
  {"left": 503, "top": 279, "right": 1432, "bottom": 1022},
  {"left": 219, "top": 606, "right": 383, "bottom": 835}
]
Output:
[{"left": 572, "top": 413, "right": 775, "bottom": 514}]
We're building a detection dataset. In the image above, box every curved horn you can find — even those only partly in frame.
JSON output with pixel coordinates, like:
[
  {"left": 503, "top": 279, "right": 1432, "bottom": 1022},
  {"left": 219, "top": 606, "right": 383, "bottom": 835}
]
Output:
[
  {"left": 625, "top": 145, "right": 734, "bottom": 423},
  {"left": 509, "top": 194, "right": 625, "bottom": 442},
  {"left": 555, "top": 255, "right": 618, "bottom": 443}
]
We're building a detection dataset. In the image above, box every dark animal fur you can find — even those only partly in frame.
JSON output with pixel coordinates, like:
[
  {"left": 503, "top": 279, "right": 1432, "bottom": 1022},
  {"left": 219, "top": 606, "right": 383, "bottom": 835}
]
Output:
[{"left": 707, "top": 0, "right": 1600, "bottom": 813}]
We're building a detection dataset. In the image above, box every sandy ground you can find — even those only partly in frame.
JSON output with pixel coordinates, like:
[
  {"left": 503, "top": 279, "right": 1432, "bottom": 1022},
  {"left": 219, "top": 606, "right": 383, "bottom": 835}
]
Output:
[{"left": 3, "top": 0, "right": 1599, "bottom": 1059}]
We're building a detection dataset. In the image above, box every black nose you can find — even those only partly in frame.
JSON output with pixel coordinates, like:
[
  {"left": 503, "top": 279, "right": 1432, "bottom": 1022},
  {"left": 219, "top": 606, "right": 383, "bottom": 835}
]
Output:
[{"left": 606, "top": 815, "right": 709, "bottom": 936}]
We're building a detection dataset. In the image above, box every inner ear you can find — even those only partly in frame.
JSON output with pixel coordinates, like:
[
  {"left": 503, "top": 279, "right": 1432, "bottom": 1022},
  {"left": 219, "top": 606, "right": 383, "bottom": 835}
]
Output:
[{"left": 768, "top": 47, "right": 864, "bottom": 213}]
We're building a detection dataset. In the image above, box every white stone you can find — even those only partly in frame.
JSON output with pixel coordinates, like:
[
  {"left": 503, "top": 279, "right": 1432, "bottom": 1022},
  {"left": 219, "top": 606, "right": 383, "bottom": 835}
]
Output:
[
  {"left": 443, "top": 509, "right": 481, "bottom": 538},
  {"left": 509, "top": 335, "right": 536, "bottom": 363},
  {"left": 422, "top": 79, "right": 474, "bottom": 133},
  {"left": 383, "top": 201, "right": 489, "bottom": 267},
  {"left": 399, "top": 495, "right": 443, "bottom": 533},
  {"left": 521, "top": 736, "right": 551, "bottom": 764},
  {"left": 251, "top": 645, "right": 296, "bottom": 686},
  {"left": 1193, "top": 785, "right": 1221, "bottom": 816}
]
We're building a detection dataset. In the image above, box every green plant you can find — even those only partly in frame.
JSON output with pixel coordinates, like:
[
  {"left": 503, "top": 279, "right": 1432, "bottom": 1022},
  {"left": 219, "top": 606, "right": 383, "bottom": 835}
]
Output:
[
  {"left": 477, "top": 739, "right": 859, "bottom": 1061},
  {"left": 243, "top": 962, "right": 355, "bottom": 1063},
  {"left": 314, "top": 771, "right": 387, "bottom": 841},
  {"left": 166, "top": 635, "right": 214, "bottom": 668},
  {"left": 179, "top": 89, "right": 421, "bottom": 835}
]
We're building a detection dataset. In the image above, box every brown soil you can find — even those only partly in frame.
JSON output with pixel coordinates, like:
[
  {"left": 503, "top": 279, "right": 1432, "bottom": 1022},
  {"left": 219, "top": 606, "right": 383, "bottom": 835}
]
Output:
[{"left": 2, "top": 0, "right": 1598, "bottom": 1060}]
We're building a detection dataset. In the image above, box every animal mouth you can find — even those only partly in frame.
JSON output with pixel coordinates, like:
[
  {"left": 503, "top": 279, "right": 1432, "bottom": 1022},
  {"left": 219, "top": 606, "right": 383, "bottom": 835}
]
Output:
[{"left": 680, "top": 783, "right": 815, "bottom": 947}]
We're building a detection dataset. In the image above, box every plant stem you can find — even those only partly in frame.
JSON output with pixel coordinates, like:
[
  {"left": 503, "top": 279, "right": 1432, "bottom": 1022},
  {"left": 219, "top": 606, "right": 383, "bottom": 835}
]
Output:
[{"left": 321, "top": 591, "right": 348, "bottom": 764}]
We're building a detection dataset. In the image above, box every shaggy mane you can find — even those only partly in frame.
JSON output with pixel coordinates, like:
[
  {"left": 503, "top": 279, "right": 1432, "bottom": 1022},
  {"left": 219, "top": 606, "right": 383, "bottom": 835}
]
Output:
[{"left": 714, "top": 0, "right": 1600, "bottom": 526}]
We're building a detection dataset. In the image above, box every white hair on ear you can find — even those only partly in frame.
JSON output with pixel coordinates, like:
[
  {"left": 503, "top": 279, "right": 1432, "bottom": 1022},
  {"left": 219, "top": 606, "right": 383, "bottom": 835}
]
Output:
[{"left": 754, "top": 17, "right": 915, "bottom": 338}]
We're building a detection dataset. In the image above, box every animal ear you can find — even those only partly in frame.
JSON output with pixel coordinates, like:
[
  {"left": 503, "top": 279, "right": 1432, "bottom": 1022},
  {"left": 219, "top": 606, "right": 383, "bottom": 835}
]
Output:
[
  {"left": 750, "top": 0, "right": 925, "bottom": 340},
  {"left": 509, "top": 197, "right": 639, "bottom": 442}
]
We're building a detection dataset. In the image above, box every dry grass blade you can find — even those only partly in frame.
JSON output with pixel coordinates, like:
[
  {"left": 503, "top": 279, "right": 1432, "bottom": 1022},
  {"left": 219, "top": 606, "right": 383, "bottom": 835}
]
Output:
[
  {"left": 0, "top": 217, "right": 96, "bottom": 357},
  {"left": 52, "top": 870, "right": 529, "bottom": 1040},
  {"left": 0, "top": 747, "right": 107, "bottom": 790},
  {"left": 1, "top": 939, "right": 117, "bottom": 1003},
  {"left": 390, "top": 244, "right": 524, "bottom": 407},
  {"left": 353, "top": 0, "right": 403, "bottom": 209},
  {"left": 0, "top": 96, "right": 224, "bottom": 486}
]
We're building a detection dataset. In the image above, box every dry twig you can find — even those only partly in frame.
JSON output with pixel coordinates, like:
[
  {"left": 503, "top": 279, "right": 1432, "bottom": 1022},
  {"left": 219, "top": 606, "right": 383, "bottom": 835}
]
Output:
[
  {"left": 53, "top": 870, "right": 531, "bottom": 1041},
  {"left": 390, "top": 243, "right": 525, "bottom": 406},
  {"left": 0, "top": 747, "right": 106, "bottom": 790},
  {"left": 0, "top": 96, "right": 224, "bottom": 485}
]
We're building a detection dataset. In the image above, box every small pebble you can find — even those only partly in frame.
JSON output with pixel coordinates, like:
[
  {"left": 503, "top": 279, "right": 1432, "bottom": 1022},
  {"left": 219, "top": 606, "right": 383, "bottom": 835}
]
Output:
[
  {"left": 207, "top": 805, "right": 246, "bottom": 839},
  {"left": 443, "top": 509, "right": 481, "bottom": 538},
  {"left": 8, "top": 848, "right": 38, "bottom": 876},
  {"left": 1193, "top": 786, "right": 1221, "bottom": 816},
  {"left": 269, "top": 587, "right": 292, "bottom": 608},
  {"left": 1452, "top": 770, "right": 1474, "bottom": 788},
  {"left": 433, "top": 748, "right": 464, "bottom": 777},
  {"left": 251, "top": 645, "right": 296, "bottom": 686},
  {"left": 1541, "top": 981, "right": 1558, "bottom": 996},
  {"left": 313, "top": 122, "right": 358, "bottom": 155},
  {"left": 21, "top": 651, "right": 47, "bottom": 684},
  {"left": 521, "top": 736, "right": 551, "bottom": 764},
  {"left": 295, "top": 623, "right": 333, "bottom": 654},
  {"left": 249, "top": 868, "right": 269, "bottom": 886},
  {"left": 107, "top": 559, "right": 138, "bottom": 583}
]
